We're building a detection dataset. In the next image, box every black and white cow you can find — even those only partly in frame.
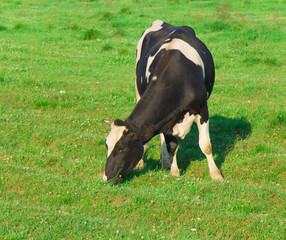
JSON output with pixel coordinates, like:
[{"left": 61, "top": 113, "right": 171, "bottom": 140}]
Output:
[{"left": 103, "top": 20, "right": 224, "bottom": 184}]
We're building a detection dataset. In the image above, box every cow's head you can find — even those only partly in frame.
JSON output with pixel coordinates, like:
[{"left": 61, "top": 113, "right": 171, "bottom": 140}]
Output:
[{"left": 103, "top": 119, "right": 144, "bottom": 184}]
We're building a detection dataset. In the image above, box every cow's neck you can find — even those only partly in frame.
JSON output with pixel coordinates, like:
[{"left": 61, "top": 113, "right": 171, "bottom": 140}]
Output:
[{"left": 125, "top": 85, "right": 186, "bottom": 142}]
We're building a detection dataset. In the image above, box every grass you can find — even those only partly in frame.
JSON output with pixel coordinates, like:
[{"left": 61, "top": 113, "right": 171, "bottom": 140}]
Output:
[{"left": 0, "top": 0, "right": 285, "bottom": 239}]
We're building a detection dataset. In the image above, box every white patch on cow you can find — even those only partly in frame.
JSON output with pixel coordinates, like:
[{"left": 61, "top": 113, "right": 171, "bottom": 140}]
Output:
[
  {"left": 102, "top": 173, "right": 108, "bottom": 183},
  {"left": 152, "top": 75, "right": 158, "bottom": 81},
  {"left": 136, "top": 20, "right": 164, "bottom": 64},
  {"left": 173, "top": 112, "right": 196, "bottom": 139},
  {"left": 106, "top": 123, "right": 127, "bottom": 157},
  {"left": 163, "top": 38, "right": 205, "bottom": 79},
  {"left": 144, "top": 38, "right": 205, "bottom": 84},
  {"left": 145, "top": 55, "right": 156, "bottom": 82}
]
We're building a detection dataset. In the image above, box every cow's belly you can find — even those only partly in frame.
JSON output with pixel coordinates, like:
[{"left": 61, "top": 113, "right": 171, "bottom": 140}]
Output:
[{"left": 172, "top": 112, "right": 196, "bottom": 139}]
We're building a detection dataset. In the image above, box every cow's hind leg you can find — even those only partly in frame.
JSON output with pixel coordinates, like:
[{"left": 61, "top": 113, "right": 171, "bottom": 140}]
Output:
[
  {"left": 196, "top": 104, "right": 224, "bottom": 181},
  {"left": 164, "top": 134, "right": 179, "bottom": 176}
]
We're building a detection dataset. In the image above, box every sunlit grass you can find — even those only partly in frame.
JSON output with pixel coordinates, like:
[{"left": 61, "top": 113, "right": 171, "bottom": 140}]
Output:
[{"left": 0, "top": 0, "right": 285, "bottom": 239}]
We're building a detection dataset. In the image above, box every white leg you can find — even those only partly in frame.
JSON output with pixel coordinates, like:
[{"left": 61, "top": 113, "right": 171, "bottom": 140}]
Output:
[
  {"left": 160, "top": 133, "right": 171, "bottom": 169},
  {"left": 195, "top": 118, "right": 224, "bottom": 181},
  {"left": 170, "top": 147, "right": 180, "bottom": 176}
]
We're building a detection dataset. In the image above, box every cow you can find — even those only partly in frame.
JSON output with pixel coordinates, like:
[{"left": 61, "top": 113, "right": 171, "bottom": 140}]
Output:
[{"left": 103, "top": 20, "right": 224, "bottom": 184}]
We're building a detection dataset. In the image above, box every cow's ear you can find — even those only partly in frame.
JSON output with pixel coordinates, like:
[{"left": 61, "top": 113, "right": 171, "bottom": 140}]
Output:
[
  {"left": 103, "top": 119, "right": 113, "bottom": 126},
  {"left": 136, "top": 125, "right": 155, "bottom": 142}
]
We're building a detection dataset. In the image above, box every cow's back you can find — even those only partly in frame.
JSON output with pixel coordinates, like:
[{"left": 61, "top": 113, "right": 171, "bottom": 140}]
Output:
[{"left": 136, "top": 20, "right": 214, "bottom": 99}]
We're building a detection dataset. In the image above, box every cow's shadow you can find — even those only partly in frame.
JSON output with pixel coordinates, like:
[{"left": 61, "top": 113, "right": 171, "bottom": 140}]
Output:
[
  {"left": 123, "top": 115, "right": 251, "bottom": 183},
  {"left": 178, "top": 115, "right": 251, "bottom": 174}
]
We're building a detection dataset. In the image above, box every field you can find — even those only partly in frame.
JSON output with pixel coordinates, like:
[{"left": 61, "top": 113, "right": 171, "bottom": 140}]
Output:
[{"left": 0, "top": 0, "right": 285, "bottom": 239}]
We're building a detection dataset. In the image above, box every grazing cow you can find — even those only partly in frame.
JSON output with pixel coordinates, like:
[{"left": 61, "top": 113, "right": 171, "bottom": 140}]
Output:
[{"left": 103, "top": 20, "right": 224, "bottom": 184}]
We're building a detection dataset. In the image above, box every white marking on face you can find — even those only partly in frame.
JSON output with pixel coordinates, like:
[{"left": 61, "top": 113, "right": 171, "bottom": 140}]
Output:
[
  {"left": 106, "top": 123, "right": 127, "bottom": 157},
  {"left": 173, "top": 113, "right": 196, "bottom": 139},
  {"left": 136, "top": 20, "right": 164, "bottom": 64}
]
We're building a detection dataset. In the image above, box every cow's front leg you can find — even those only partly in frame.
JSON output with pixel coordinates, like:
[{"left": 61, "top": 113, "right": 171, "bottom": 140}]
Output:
[
  {"left": 164, "top": 134, "right": 179, "bottom": 176},
  {"left": 160, "top": 133, "right": 171, "bottom": 169},
  {"left": 135, "top": 159, "right": 144, "bottom": 170},
  {"left": 135, "top": 143, "right": 147, "bottom": 170},
  {"left": 134, "top": 83, "right": 145, "bottom": 170}
]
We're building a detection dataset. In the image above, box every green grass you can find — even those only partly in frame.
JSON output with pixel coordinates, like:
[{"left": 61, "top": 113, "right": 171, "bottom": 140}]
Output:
[{"left": 0, "top": 0, "right": 285, "bottom": 239}]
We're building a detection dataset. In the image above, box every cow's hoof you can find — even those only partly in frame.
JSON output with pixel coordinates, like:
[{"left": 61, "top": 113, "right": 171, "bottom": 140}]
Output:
[
  {"left": 211, "top": 171, "right": 224, "bottom": 182},
  {"left": 135, "top": 159, "right": 144, "bottom": 170},
  {"left": 171, "top": 167, "right": 180, "bottom": 177},
  {"left": 161, "top": 160, "right": 171, "bottom": 169},
  {"left": 160, "top": 154, "right": 171, "bottom": 169}
]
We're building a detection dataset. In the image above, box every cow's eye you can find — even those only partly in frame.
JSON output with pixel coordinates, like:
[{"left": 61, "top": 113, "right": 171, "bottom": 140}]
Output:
[{"left": 119, "top": 147, "right": 124, "bottom": 152}]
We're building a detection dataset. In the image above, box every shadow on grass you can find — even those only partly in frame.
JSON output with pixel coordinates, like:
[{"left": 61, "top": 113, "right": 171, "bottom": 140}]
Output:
[
  {"left": 123, "top": 115, "right": 251, "bottom": 183},
  {"left": 179, "top": 115, "right": 251, "bottom": 175}
]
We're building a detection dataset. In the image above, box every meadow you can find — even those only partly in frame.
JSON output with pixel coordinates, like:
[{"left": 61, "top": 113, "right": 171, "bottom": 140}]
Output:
[{"left": 0, "top": 0, "right": 285, "bottom": 239}]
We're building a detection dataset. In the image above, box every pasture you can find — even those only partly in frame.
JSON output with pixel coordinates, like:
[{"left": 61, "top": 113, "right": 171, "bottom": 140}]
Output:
[{"left": 0, "top": 0, "right": 285, "bottom": 239}]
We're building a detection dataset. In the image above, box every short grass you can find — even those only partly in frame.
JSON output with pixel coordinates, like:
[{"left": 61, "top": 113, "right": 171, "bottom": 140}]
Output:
[{"left": 0, "top": 0, "right": 285, "bottom": 239}]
